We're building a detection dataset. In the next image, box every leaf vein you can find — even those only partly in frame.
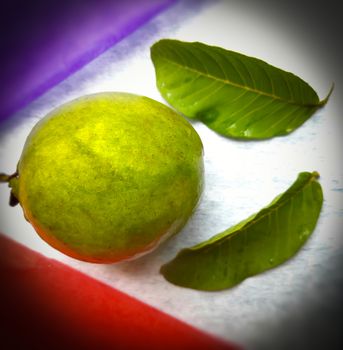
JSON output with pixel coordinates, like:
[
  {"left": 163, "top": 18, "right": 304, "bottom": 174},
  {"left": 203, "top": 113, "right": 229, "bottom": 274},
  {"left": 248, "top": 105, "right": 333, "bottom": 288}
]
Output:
[
  {"left": 158, "top": 55, "right": 319, "bottom": 107},
  {"left": 196, "top": 173, "right": 318, "bottom": 252}
]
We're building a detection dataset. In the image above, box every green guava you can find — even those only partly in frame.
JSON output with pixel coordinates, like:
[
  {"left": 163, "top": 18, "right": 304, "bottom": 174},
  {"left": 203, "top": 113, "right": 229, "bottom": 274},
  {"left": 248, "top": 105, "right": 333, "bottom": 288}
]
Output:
[{"left": 1, "top": 92, "right": 204, "bottom": 263}]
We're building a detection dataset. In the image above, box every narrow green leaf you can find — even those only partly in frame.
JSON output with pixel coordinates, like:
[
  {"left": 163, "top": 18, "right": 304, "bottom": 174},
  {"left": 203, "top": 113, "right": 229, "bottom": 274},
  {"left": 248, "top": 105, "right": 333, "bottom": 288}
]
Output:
[
  {"left": 160, "top": 171, "right": 323, "bottom": 291},
  {"left": 151, "top": 39, "right": 333, "bottom": 139}
]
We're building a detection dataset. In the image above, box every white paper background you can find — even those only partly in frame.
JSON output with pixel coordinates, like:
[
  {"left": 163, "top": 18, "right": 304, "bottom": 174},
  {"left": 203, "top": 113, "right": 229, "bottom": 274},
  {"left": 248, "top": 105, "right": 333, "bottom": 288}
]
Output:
[{"left": 1, "top": 1, "right": 342, "bottom": 349}]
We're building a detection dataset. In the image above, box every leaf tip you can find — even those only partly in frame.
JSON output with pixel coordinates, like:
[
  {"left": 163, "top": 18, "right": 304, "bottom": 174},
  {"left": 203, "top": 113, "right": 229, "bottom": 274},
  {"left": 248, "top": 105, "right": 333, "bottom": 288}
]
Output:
[
  {"left": 319, "top": 83, "right": 334, "bottom": 106},
  {"left": 159, "top": 262, "right": 167, "bottom": 275}
]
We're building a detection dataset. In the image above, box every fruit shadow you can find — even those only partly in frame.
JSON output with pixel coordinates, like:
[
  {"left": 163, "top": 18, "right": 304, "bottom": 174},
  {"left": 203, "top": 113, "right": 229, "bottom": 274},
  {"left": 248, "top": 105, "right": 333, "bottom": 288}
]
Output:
[{"left": 102, "top": 217, "right": 202, "bottom": 277}]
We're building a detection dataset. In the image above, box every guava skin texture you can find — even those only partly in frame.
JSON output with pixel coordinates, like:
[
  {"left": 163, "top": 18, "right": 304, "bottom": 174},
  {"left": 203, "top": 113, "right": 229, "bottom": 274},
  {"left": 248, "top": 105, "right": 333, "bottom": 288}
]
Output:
[{"left": 8, "top": 92, "right": 204, "bottom": 263}]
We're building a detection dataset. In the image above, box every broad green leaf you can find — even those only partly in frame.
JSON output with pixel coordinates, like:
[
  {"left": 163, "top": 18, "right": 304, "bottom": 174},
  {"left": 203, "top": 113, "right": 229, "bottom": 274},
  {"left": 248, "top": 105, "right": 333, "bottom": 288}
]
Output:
[
  {"left": 160, "top": 172, "right": 323, "bottom": 291},
  {"left": 151, "top": 39, "right": 333, "bottom": 139}
]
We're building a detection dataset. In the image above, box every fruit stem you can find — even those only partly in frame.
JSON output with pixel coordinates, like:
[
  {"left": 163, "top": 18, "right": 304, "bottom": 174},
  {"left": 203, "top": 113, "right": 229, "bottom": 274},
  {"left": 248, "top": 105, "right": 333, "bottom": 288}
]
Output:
[{"left": 0, "top": 172, "right": 18, "bottom": 183}]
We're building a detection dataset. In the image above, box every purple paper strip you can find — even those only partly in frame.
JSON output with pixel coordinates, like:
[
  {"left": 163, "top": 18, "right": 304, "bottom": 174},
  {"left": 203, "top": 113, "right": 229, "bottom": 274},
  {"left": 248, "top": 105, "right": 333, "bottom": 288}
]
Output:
[{"left": 0, "top": 0, "right": 176, "bottom": 122}]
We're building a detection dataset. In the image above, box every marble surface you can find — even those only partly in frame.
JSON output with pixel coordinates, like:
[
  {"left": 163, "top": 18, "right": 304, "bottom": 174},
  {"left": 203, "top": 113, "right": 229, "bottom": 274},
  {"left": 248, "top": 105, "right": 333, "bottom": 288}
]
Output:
[{"left": 1, "top": 1, "right": 342, "bottom": 349}]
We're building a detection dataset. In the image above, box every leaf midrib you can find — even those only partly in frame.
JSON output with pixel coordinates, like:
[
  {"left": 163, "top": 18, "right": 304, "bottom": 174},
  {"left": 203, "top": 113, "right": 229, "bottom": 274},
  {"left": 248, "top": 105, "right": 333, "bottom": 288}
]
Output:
[
  {"left": 157, "top": 54, "right": 320, "bottom": 108},
  {"left": 187, "top": 172, "right": 318, "bottom": 253}
]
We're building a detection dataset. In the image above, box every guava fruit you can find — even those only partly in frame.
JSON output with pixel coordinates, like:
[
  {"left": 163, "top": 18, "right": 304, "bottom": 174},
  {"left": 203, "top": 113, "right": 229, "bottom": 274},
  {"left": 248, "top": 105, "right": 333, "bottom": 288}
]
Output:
[{"left": 1, "top": 92, "right": 204, "bottom": 263}]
